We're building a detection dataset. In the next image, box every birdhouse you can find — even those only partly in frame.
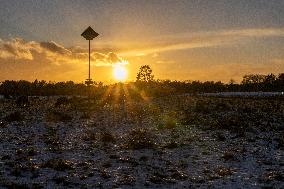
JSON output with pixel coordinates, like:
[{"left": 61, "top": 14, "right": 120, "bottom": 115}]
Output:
[{"left": 81, "top": 26, "right": 99, "bottom": 40}]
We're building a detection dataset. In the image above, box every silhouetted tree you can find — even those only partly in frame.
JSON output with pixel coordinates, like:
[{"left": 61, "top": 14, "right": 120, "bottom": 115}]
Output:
[
  {"left": 0, "top": 72, "right": 283, "bottom": 97},
  {"left": 229, "top": 79, "right": 236, "bottom": 85},
  {"left": 136, "top": 65, "right": 154, "bottom": 82},
  {"left": 264, "top": 73, "right": 276, "bottom": 84},
  {"left": 278, "top": 73, "right": 284, "bottom": 81},
  {"left": 241, "top": 74, "right": 266, "bottom": 84}
]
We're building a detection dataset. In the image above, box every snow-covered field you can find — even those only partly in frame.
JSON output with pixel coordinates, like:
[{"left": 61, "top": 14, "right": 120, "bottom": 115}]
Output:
[
  {"left": 0, "top": 96, "right": 283, "bottom": 188},
  {"left": 200, "top": 92, "right": 284, "bottom": 97}
]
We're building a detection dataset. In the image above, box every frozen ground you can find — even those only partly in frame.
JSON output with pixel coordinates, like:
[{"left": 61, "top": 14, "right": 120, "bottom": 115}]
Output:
[
  {"left": 0, "top": 96, "right": 283, "bottom": 188},
  {"left": 200, "top": 92, "right": 284, "bottom": 97}
]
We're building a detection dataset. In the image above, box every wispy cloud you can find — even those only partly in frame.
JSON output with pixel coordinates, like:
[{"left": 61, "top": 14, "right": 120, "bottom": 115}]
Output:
[
  {"left": 0, "top": 27, "right": 283, "bottom": 82},
  {"left": 118, "top": 28, "right": 284, "bottom": 57}
]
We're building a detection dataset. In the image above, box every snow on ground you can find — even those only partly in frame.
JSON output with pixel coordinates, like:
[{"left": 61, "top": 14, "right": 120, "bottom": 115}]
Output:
[
  {"left": 0, "top": 95, "right": 283, "bottom": 188},
  {"left": 200, "top": 92, "right": 284, "bottom": 97}
]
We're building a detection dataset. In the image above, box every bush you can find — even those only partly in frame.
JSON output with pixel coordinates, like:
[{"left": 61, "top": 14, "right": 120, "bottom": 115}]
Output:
[
  {"left": 4, "top": 111, "right": 23, "bottom": 122},
  {"left": 54, "top": 97, "right": 70, "bottom": 107},
  {"left": 100, "top": 130, "right": 116, "bottom": 143},
  {"left": 158, "top": 112, "right": 178, "bottom": 129},
  {"left": 164, "top": 141, "right": 179, "bottom": 149},
  {"left": 213, "top": 113, "right": 247, "bottom": 133},
  {"left": 222, "top": 151, "right": 235, "bottom": 161},
  {"left": 80, "top": 111, "right": 91, "bottom": 119},
  {"left": 15, "top": 96, "right": 29, "bottom": 107},
  {"left": 214, "top": 101, "right": 231, "bottom": 112},
  {"left": 214, "top": 167, "right": 234, "bottom": 177},
  {"left": 126, "top": 129, "right": 156, "bottom": 149},
  {"left": 42, "top": 159, "right": 74, "bottom": 171},
  {"left": 82, "top": 130, "right": 96, "bottom": 141},
  {"left": 194, "top": 99, "right": 210, "bottom": 113},
  {"left": 46, "top": 111, "right": 72, "bottom": 122},
  {"left": 0, "top": 121, "right": 6, "bottom": 128}
]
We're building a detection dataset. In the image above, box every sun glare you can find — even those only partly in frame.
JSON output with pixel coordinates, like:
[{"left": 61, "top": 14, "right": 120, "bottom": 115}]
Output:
[{"left": 113, "top": 66, "right": 128, "bottom": 81}]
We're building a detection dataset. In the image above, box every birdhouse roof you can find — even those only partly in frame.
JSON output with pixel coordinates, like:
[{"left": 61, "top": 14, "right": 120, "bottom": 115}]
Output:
[{"left": 81, "top": 26, "right": 99, "bottom": 40}]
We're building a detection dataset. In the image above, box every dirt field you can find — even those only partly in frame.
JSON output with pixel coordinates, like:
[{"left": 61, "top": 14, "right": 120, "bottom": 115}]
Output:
[{"left": 0, "top": 96, "right": 283, "bottom": 188}]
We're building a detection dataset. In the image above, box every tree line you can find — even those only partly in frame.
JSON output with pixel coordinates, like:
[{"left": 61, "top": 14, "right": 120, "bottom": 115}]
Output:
[{"left": 0, "top": 65, "right": 283, "bottom": 97}]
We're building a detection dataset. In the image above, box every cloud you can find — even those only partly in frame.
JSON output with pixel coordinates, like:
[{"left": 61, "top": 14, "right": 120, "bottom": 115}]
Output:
[
  {"left": 0, "top": 27, "right": 283, "bottom": 82},
  {"left": 0, "top": 38, "right": 41, "bottom": 60},
  {"left": 107, "top": 52, "right": 123, "bottom": 63},
  {"left": 221, "top": 28, "right": 284, "bottom": 37},
  {"left": 0, "top": 38, "right": 126, "bottom": 67},
  {"left": 118, "top": 28, "right": 284, "bottom": 57},
  {"left": 40, "top": 41, "right": 71, "bottom": 55},
  {"left": 155, "top": 60, "right": 175, "bottom": 64},
  {"left": 1, "top": 27, "right": 282, "bottom": 63}
]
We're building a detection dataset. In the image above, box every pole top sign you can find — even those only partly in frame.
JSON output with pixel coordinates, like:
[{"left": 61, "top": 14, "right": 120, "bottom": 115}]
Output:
[{"left": 81, "top": 26, "right": 99, "bottom": 40}]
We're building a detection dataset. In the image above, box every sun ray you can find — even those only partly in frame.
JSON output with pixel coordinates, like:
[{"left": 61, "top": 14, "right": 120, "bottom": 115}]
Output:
[
  {"left": 101, "top": 84, "right": 114, "bottom": 105},
  {"left": 128, "top": 82, "right": 150, "bottom": 102}
]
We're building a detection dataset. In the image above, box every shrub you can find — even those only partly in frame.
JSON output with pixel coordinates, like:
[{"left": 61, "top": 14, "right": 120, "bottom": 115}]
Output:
[
  {"left": 4, "top": 111, "right": 23, "bottom": 122},
  {"left": 83, "top": 130, "right": 96, "bottom": 141},
  {"left": 46, "top": 111, "right": 72, "bottom": 122},
  {"left": 80, "top": 112, "right": 91, "bottom": 119},
  {"left": 42, "top": 159, "right": 74, "bottom": 171},
  {"left": 214, "top": 167, "right": 234, "bottom": 177},
  {"left": 164, "top": 141, "right": 179, "bottom": 149},
  {"left": 164, "top": 118, "right": 177, "bottom": 129},
  {"left": 149, "top": 171, "right": 168, "bottom": 184},
  {"left": 260, "top": 171, "right": 284, "bottom": 182},
  {"left": 222, "top": 151, "right": 235, "bottom": 161},
  {"left": 125, "top": 129, "right": 156, "bottom": 149},
  {"left": 54, "top": 97, "right": 70, "bottom": 107},
  {"left": 170, "top": 169, "right": 188, "bottom": 180},
  {"left": 194, "top": 99, "right": 210, "bottom": 113},
  {"left": 100, "top": 130, "right": 116, "bottom": 143},
  {"left": 213, "top": 113, "right": 247, "bottom": 133},
  {"left": 0, "top": 121, "right": 6, "bottom": 128},
  {"left": 158, "top": 112, "right": 178, "bottom": 129},
  {"left": 276, "top": 136, "right": 284, "bottom": 149},
  {"left": 44, "top": 126, "right": 61, "bottom": 152},
  {"left": 214, "top": 101, "right": 231, "bottom": 112},
  {"left": 15, "top": 96, "right": 29, "bottom": 107},
  {"left": 27, "top": 146, "right": 37, "bottom": 156}
]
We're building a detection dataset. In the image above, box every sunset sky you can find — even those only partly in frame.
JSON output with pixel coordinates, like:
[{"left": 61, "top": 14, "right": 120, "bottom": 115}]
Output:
[{"left": 0, "top": 0, "right": 283, "bottom": 83}]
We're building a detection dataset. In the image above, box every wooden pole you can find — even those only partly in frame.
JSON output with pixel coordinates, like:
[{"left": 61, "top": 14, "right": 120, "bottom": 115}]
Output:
[
  {"left": 88, "top": 40, "right": 91, "bottom": 103},
  {"left": 89, "top": 40, "right": 91, "bottom": 80}
]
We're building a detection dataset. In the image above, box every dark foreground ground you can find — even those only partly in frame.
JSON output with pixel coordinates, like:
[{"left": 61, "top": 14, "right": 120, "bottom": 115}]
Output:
[{"left": 0, "top": 95, "right": 283, "bottom": 188}]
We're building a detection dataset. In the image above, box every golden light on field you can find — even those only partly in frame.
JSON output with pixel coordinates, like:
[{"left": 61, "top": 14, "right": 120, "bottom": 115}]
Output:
[{"left": 113, "top": 65, "right": 128, "bottom": 81}]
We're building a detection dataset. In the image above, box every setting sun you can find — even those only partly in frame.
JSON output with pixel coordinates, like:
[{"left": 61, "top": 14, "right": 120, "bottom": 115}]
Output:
[{"left": 113, "top": 66, "right": 128, "bottom": 81}]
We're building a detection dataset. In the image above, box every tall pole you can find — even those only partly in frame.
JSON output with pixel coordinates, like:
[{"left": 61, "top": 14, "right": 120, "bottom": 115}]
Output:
[
  {"left": 81, "top": 26, "right": 99, "bottom": 98},
  {"left": 89, "top": 39, "right": 91, "bottom": 80},
  {"left": 88, "top": 39, "right": 91, "bottom": 101}
]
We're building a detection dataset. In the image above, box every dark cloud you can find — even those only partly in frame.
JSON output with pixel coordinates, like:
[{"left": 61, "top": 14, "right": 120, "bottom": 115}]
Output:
[{"left": 40, "top": 41, "right": 71, "bottom": 55}]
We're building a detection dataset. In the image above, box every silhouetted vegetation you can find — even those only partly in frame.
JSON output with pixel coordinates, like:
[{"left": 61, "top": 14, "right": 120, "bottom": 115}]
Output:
[
  {"left": 0, "top": 73, "right": 283, "bottom": 98},
  {"left": 4, "top": 111, "right": 23, "bottom": 122},
  {"left": 136, "top": 65, "right": 154, "bottom": 82},
  {"left": 45, "top": 110, "right": 72, "bottom": 122}
]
